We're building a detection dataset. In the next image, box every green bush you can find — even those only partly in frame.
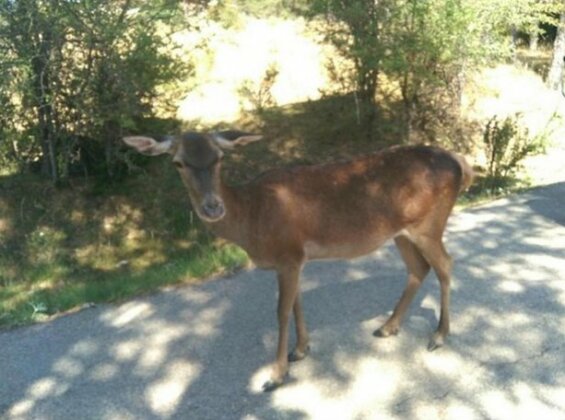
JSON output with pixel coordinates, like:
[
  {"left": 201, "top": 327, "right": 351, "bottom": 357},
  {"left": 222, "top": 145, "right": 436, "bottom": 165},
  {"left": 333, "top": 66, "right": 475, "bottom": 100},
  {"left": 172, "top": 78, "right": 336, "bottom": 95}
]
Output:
[
  {"left": 482, "top": 114, "right": 546, "bottom": 194},
  {"left": 238, "top": 63, "right": 280, "bottom": 114},
  {"left": 0, "top": 0, "right": 190, "bottom": 182}
]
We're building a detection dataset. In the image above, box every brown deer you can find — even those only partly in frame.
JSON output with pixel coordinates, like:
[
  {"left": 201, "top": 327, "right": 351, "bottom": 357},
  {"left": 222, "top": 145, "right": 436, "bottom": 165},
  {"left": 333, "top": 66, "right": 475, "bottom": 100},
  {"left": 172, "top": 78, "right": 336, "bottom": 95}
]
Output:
[{"left": 123, "top": 131, "right": 473, "bottom": 392}]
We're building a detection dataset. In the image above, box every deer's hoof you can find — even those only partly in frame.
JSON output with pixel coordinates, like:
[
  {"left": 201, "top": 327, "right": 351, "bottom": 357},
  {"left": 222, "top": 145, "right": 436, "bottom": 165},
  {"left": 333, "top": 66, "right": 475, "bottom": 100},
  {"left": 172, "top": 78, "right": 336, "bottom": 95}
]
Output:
[
  {"left": 288, "top": 345, "right": 310, "bottom": 362},
  {"left": 427, "top": 333, "right": 445, "bottom": 351},
  {"left": 262, "top": 377, "right": 285, "bottom": 392},
  {"left": 373, "top": 326, "right": 399, "bottom": 338}
]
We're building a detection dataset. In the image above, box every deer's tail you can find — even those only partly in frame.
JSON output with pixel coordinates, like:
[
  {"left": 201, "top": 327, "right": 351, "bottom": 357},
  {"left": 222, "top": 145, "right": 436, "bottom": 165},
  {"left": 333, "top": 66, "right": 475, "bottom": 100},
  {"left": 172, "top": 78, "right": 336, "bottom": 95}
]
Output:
[{"left": 451, "top": 152, "right": 474, "bottom": 193}]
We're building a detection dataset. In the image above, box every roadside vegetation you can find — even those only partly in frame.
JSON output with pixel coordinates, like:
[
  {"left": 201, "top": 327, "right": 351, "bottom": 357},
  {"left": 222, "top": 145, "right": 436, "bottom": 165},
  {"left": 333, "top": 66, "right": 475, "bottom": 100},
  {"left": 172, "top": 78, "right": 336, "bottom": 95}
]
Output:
[{"left": 1, "top": 0, "right": 565, "bottom": 328}]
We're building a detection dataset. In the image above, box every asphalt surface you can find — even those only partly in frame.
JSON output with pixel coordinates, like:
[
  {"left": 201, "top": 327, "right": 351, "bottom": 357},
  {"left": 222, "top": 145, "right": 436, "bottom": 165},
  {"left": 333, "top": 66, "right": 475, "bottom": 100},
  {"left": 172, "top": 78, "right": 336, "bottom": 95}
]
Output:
[{"left": 1, "top": 183, "right": 565, "bottom": 420}]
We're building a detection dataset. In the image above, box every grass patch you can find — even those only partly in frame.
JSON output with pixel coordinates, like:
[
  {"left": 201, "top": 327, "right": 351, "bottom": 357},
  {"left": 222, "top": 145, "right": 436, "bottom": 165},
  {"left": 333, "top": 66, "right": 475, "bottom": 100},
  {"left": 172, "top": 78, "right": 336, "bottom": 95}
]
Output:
[
  {"left": 457, "top": 172, "right": 534, "bottom": 208},
  {"left": 0, "top": 166, "right": 249, "bottom": 330},
  {"left": 0, "top": 242, "right": 247, "bottom": 328}
]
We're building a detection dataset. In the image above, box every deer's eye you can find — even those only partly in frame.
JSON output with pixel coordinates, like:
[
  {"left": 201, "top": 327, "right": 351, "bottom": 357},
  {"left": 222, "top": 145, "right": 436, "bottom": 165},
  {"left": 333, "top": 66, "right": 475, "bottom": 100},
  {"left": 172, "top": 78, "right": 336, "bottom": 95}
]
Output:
[{"left": 173, "top": 161, "right": 183, "bottom": 169}]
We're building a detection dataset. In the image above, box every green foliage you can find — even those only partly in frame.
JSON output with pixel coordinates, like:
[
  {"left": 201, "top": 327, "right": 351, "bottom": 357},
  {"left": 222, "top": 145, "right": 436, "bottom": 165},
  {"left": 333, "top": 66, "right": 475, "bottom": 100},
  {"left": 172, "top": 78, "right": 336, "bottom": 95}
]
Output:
[
  {"left": 477, "top": 0, "right": 562, "bottom": 40},
  {"left": 297, "top": 0, "right": 552, "bottom": 143},
  {"left": 304, "top": 0, "right": 383, "bottom": 131},
  {"left": 382, "top": 0, "right": 468, "bottom": 141},
  {"left": 0, "top": 241, "right": 248, "bottom": 328},
  {"left": 25, "top": 227, "right": 67, "bottom": 265},
  {"left": 238, "top": 63, "right": 280, "bottom": 113},
  {"left": 482, "top": 114, "right": 545, "bottom": 194},
  {"left": 207, "top": 0, "right": 302, "bottom": 22},
  {"left": 0, "top": 163, "right": 249, "bottom": 329},
  {"left": 0, "top": 0, "right": 189, "bottom": 182}
]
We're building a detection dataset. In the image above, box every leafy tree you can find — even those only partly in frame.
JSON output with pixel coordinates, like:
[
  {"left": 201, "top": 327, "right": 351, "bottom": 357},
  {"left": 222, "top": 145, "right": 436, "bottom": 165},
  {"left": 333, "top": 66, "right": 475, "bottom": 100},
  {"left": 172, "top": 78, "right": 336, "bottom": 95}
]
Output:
[
  {"left": 0, "top": 0, "right": 189, "bottom": 183},
  {"left": 302, "top": 0, "right": 389, "bottom": 139},
  {"left": 382, "top": 0, "right": 468, "bottom": 141},
  {"left": 548, "top": 8, "right": 565, "bottom": 90},
  {"left": 300, "top": 0, "right": 511, "bottom": 143},
  {"left": 500, "top": 0, "right": 561, "bottom": 50}
]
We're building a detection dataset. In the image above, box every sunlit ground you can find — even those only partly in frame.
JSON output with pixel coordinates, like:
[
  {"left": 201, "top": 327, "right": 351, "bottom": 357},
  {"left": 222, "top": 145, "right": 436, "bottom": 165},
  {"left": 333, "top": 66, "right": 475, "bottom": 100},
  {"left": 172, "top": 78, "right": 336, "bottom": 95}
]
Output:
[{"left": 175, "top": 17, "right": 330, "bottom": 123}]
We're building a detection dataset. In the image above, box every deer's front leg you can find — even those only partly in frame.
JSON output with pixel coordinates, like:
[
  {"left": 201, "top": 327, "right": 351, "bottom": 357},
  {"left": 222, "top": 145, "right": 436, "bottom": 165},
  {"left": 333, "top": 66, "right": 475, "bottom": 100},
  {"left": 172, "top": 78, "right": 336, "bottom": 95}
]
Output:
[{"left": 263, "top": 264, "right": 302, "bottom": 392}]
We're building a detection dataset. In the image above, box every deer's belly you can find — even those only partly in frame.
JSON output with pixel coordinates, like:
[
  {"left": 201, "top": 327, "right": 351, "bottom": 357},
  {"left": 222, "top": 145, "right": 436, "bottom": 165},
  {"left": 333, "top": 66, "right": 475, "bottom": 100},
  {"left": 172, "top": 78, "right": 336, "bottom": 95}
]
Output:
[{"left": 303, "top": 237, "right": 388, "bottom": 261}]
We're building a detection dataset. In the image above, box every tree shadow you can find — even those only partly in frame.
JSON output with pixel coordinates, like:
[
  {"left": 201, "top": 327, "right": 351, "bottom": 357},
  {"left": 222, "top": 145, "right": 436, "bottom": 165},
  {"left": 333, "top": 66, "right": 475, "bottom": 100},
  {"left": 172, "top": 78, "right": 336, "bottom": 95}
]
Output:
[{"left": 522, "top": 182, "right": 565, "bottom": 226}]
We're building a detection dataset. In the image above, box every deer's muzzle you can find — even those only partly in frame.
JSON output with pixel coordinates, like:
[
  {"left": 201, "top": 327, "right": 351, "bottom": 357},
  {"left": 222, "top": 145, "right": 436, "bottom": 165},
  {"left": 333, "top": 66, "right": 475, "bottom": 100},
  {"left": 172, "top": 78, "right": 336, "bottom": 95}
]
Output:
[{"left": 201, "top": 195, "right": 225, "bottom": 222}]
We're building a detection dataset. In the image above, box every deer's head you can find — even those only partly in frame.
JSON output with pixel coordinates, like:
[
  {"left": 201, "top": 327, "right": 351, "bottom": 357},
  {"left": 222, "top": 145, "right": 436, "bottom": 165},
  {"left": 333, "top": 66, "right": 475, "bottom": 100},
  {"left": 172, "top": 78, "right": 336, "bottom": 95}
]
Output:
[{"left": 123, "top": 131, "right": 262, "bottom": 222}]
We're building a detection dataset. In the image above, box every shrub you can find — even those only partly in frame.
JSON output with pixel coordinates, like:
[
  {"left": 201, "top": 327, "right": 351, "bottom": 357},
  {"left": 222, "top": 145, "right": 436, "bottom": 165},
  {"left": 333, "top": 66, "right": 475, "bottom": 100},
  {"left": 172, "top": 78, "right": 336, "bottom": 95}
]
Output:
[{"left": 482, "top": 114, "right": 546, "bottom": 194}]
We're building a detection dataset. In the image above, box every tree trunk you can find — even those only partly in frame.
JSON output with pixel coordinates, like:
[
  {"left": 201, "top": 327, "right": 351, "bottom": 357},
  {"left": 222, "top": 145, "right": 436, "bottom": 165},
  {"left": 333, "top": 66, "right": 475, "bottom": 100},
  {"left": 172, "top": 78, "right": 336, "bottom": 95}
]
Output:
[
  {"left": 32, "top": 34, "right": 58, "bottom": 184},
  {"left": 24, "top": 1, "right": 59, "bottom": 183},
  {"left": 104, "top": 122, "right": 118, "bottom": 179},
  {"left": 547, "top": 12, "right": 565, "bottom": 91},
  {"left": 355, "top": 67, "right": 378, "bottom": 141},
  {"left": 510, "top": 25, "right": 519, "bottom": 47},
  {"left": 529, "top": 31, "right": 539, "bottom": 52}
]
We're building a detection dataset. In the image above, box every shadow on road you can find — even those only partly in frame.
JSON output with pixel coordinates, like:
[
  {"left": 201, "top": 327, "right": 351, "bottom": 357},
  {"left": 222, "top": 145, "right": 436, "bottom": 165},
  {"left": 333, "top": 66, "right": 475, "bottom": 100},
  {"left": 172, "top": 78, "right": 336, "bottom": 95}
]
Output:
[{"left": 1, "top": 183, "right": 564, "bottom": 419}]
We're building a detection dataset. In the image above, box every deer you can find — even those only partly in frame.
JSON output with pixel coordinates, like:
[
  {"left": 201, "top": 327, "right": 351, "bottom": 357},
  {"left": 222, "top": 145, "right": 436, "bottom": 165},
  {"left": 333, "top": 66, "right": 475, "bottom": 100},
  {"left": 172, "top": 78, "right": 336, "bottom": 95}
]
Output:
[{"left": 123, "top": 130, "right": 473, "bottom": 392}]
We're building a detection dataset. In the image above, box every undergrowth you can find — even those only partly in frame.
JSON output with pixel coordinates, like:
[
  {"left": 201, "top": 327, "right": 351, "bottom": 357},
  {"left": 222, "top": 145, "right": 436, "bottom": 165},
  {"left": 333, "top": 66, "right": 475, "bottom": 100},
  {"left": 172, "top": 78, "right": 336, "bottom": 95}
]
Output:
[{"left": 0, "top": 163, "right": 248, "bottom": 329}]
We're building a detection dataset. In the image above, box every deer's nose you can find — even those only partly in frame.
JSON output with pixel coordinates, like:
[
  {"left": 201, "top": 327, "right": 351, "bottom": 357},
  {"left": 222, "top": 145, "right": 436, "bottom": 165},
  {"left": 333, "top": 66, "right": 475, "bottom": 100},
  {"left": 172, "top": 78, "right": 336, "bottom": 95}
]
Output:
[{"left": 202, "top": 196, "right": 225, "bottom": 221}]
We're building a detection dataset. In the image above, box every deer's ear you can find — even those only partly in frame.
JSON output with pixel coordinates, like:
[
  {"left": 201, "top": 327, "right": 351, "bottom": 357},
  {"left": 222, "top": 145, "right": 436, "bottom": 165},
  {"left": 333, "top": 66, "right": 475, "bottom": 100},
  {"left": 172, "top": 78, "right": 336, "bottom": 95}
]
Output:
[
  {"left": 122, "top": 136, "right": 174, "bottom": 156},
  {"left": 211, "top": 131, "right": 263, "bottom": 150}
]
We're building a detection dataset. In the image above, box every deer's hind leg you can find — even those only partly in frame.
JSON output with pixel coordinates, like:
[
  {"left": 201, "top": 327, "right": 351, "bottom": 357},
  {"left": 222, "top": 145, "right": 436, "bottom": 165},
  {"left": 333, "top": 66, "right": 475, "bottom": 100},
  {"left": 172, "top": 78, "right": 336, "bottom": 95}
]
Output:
[
  {"left": 374, "top": 235, "right": 431, "bottom": 338},
  {"left": 405, "top": 202, "right": 455, "bottom": 350},
  {"left": 410, "top": 233, "right": 453, "bottom": 351}
]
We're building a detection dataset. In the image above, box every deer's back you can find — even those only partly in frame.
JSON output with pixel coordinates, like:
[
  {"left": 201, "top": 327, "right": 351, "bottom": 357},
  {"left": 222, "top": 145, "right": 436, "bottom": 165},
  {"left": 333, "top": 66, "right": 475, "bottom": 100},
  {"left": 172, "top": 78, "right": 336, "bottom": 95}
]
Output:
[{"left": 243, "top": 145, "right": 463, "bottom": 264}]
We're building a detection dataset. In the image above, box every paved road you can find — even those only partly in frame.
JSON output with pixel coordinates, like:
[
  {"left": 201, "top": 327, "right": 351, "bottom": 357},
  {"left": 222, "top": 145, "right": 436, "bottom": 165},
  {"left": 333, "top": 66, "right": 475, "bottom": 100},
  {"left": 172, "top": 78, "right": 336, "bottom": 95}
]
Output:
[{"left": 1, "top": 183, "right": 565, "bottom": 420}]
